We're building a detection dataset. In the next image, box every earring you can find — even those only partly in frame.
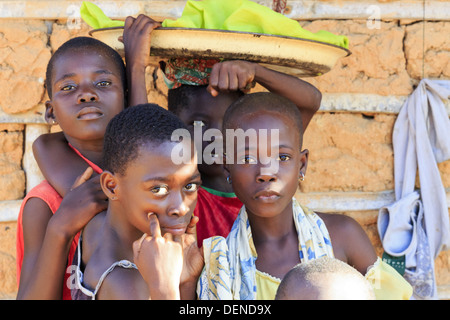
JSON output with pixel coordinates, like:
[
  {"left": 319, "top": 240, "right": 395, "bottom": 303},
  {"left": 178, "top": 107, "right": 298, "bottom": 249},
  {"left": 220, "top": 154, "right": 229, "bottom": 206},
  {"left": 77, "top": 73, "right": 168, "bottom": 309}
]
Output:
[
  {"left": 299, "top": 172, "right": 305, "bottom": 182},
  {"left": 226, "top": 176, "right": 232, "bottom": 184}
]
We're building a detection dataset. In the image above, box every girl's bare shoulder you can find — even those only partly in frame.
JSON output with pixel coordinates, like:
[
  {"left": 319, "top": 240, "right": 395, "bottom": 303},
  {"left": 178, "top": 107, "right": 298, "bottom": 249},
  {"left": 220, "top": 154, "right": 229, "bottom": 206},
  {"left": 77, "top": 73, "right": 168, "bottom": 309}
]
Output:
[{"left": 316, "top": 212, "right": 361, "bottom": 233}]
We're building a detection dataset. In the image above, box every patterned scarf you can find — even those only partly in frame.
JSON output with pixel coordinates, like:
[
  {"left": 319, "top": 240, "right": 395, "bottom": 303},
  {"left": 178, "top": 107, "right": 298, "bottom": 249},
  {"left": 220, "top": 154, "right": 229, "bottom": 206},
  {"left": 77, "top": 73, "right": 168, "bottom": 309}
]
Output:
[
  {"left": 272, "top": 0, "right": 287, "bottom": 14},
  {"left": 161, "top": 58, "right": 222, "bottom": 89},
  {"left": 197, "top": 198, "right": 334, "bottom": 300}
]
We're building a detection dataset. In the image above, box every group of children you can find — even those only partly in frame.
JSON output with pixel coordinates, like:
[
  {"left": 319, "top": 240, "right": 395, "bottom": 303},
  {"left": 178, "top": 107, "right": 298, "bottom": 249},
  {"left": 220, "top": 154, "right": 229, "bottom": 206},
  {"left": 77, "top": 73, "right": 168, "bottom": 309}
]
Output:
[{"left": 15, "top": 13, "right": 413, "bottom": 300}]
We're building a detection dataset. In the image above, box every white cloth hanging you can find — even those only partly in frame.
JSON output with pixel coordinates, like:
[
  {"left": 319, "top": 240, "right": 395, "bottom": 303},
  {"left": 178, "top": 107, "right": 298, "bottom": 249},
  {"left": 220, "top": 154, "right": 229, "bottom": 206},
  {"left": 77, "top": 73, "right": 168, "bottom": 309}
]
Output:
[{"left": 378, "top": 79, "right": 450, "bottom": 299}]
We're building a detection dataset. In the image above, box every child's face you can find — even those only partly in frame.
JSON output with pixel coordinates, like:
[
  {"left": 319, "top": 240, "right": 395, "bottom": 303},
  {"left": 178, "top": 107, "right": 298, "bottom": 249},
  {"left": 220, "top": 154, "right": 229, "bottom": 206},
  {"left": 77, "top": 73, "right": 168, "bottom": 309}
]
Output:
[
  {"left": 177, "top": 89, "right": 238, "bottom": 176},
  {"left": 106, "top": 141, "right": 201, "bottom": 236},
  {"left": 225, "top": 111, "right": 308, "bottom": 218},
  {"left": 46, "top": 50, "right": 125, "bottom": 142}
]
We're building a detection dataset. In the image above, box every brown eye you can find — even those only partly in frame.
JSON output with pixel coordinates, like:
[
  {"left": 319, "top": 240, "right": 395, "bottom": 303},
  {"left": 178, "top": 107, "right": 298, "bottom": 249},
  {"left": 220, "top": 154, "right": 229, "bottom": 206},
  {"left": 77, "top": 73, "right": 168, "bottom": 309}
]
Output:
[
  {"left": 184, "top": 183, "right": 199, "bottom": 192},
  {"left": 241, "top": 155, "right": 257, "bottom": 164},
  {"left": 278, "top": 155, "right": 291, "bottom": 161},
  {"left": 151, "top": 185, "right": 169, "bottom": 196},
  {"left": 61, "top": 84, "right": 75, "bottom": 91},
  {"left": 97, "top": 81, "right": 111, "bottom": 87}
]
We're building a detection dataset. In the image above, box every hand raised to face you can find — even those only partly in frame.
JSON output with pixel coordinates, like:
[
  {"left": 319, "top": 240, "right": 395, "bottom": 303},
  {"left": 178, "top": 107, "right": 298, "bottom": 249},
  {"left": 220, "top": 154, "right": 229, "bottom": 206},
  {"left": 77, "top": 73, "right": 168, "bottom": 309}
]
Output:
[{"left": 133, "top": 213, "right": 183, "bottom": 300}]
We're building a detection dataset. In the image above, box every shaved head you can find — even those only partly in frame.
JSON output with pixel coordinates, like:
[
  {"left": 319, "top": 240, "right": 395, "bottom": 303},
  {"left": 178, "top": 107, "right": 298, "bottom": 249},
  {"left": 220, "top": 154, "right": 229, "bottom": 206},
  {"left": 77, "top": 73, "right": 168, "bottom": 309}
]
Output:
[{"left": 275, "top": 257, "right": 375, "bottom": 300}]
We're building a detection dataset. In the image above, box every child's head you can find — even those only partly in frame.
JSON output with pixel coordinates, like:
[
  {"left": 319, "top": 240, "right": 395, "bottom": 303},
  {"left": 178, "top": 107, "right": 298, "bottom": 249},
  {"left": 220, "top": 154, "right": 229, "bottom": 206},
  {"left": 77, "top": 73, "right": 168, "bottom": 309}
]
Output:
[
  {"left": 168, "top": 84, "right": 243, "bottom": 177},
  {"left": 44, "top": 37, "right": 127, "bottom": 143},
  {"left": 222, "top": 92, "right": 308, "bottom": 218},
  {"left": 275, "top": 257, "right": 376, "bottom": 300},
  {"left": 101, "top": 104, "right": 201, "bottom": 236},
  {"left": 46, "top": 37, "right": 126, "bottom": 99}
]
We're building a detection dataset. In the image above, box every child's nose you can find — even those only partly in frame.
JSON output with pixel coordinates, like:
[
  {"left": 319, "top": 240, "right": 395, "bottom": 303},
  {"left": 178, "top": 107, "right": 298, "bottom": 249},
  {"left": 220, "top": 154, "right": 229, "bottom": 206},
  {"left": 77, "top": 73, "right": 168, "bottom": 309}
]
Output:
[
  {"left": 167, "top": 193, "right": 189, "bottom": 217},
  {"left": 256, "top": 169, "right": 278, "bottom": 183},
  {"left": 257, "top": 174, "right": 277, "bottom": 183},
  {"left": 77, "top": 88, "right": 98, "bottom": 104}
]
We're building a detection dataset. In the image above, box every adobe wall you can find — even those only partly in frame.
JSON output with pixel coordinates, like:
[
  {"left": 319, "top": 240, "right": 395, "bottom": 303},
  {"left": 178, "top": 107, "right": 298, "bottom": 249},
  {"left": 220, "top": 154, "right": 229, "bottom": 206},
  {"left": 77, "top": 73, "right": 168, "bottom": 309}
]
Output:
[{"left": 0, "top": 0, "right": 449, "bottom": 299}]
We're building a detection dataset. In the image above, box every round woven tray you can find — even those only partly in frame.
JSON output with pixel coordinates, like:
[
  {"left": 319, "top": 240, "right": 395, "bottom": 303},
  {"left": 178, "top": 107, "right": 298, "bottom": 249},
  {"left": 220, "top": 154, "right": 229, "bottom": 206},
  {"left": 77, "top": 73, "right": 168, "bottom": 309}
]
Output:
[{"left": 89, "top": 27, "right": 350, "bottom": 77}]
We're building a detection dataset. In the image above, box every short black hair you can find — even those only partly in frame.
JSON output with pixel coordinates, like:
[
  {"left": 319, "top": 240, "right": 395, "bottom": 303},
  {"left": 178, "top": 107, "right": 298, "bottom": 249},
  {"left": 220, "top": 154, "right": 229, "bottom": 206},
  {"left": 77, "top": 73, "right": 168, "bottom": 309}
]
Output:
[
  {"left": 102, "top": 103, "right": 188, "bottom": 175},
  {"left": 222, "top": 92, "right": 304, "bottom": 146},
  {"left": 167, "top": 85, "right": 244, "bottom": 116},
  {"left": 45, "top": 36, "right": 126, "bottom": 98},
  {"left": 167, "top": 85, "right": 207, "bottom": 115}
]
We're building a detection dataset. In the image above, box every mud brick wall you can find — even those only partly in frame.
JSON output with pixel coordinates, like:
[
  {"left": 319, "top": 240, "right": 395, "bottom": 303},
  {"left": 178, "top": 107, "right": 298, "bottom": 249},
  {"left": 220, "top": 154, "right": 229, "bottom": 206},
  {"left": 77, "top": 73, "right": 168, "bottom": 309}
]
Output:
[{"left": 0, "top": 0, "right": 449, "bottom": 299}]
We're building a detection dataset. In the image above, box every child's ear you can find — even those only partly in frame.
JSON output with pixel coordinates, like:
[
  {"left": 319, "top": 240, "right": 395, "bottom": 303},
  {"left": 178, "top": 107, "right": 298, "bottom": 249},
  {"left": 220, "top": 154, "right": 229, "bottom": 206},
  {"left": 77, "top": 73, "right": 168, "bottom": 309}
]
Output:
[
  {"left": 100, "top": 171, "right": 119, "bottom": 201},
  {"left": 299, "top": 149, "right": 309, "bottom": 180},
  {"left": 44, "top": 100, "right": 57, "bottom": 125}
]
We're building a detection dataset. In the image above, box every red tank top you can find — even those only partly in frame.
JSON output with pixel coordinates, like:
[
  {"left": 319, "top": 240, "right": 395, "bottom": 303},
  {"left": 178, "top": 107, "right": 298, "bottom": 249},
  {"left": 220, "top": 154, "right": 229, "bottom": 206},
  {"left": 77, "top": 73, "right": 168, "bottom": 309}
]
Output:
[
  {"left": 16, "top": 145, "right": 102, "bottom": 300},
  {"left": 194, "top": 186, "right": 243, "bottom": 247}
]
